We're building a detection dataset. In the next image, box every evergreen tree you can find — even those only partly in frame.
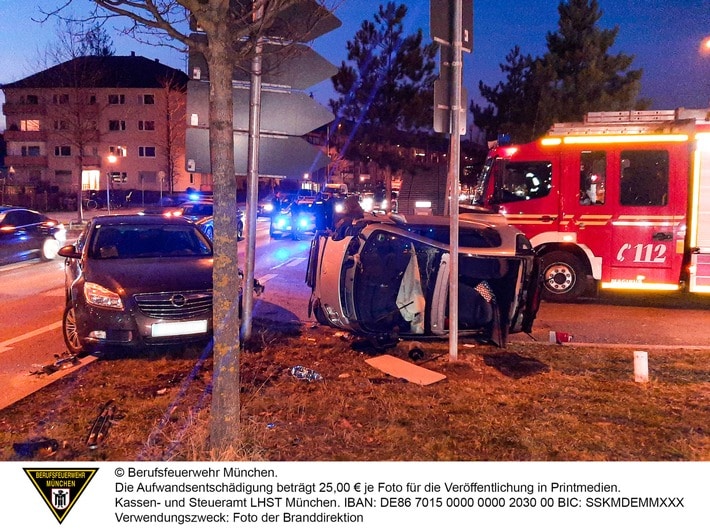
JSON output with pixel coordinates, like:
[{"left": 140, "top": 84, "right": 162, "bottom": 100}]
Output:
[
  {"left": 474, "top": 0, "right": 644, "bottom": 144},
  {"left": 542, "top": 0, "right": 642, "bottom": 122},
  {"left": 329, "top": 2, "right": 437, "bottom": 173}
]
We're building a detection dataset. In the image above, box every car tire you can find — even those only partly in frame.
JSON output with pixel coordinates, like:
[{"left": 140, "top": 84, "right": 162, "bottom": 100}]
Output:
[
  {"left": 41, "top": 238, "right": 60, "bottom": 261},
  {"left": 540, "top": 251, "right": 588, "bottom": 302},
  {"left": 237, "top": 222, "right": 244, "bottom": 241},
  {"left": 62, "top": 304, "right": 84, "bottom": 354}
]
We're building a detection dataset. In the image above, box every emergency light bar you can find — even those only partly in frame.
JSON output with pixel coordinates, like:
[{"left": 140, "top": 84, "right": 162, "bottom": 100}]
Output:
[{"left": 542, "top": 134, "right": 689, "bottom": 146}]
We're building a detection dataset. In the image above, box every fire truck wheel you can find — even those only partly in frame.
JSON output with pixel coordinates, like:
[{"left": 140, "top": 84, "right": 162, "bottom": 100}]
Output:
[{"left": 540, "top": 251, "right": 587, "bottom": 302}]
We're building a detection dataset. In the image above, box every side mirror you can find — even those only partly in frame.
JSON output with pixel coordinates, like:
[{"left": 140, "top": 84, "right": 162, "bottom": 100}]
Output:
[{"left": 58, "top": 244, "right": 81, "bottom": 259}]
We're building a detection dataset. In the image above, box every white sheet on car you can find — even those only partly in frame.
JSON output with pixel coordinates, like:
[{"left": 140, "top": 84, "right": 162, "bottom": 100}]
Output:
[{"left": 396, "top": 243, "right": 426, "bottom": 333}]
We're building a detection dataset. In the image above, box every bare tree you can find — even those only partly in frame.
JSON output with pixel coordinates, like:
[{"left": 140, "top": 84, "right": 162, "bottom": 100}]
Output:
[
  {"left": 157, "top": 74, "right": 187, "bottom": 195},
  {"left": 40, "top": 21, "right": 115, "bottom": 222},
  {"left": 45, "top": 0, "right": 335, "bottom": 452}
]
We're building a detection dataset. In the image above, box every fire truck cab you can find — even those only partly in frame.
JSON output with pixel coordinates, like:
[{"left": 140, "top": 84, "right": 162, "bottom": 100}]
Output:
[{"left": 472, "top": 108, "right": 710, "bottom": 301}]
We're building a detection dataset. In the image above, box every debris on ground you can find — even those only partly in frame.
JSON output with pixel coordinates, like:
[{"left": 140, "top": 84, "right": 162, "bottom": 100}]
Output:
[
  {"left": 365, "top": 355, "right": 446, "bottom": 385},
  {"left": 13, "top": 438, "right": 60, "bottom": 458},
  {"left": 290, "top": 366, "right": 323, "bottom": 382},
  {"left": 86, "top": 400, "right": 117, "bottom": 449},
  {"left": 30, "top": 353, "right": 80, "bottom": 376}
]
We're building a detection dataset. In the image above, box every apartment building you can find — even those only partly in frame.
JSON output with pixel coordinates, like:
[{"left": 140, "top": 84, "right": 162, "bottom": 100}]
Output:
[{"left": 1, "top": 53, "right": 190, "bottom": 208}]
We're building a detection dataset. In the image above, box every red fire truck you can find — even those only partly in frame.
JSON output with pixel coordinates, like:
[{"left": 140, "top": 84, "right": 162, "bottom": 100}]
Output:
[{"left": 471, "top": 108, "right": 710, "bottom": 301}]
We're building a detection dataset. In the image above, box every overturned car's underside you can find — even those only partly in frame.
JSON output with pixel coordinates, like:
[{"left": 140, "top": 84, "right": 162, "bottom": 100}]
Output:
[{"left": 306, "top": 213, "right": 541, "bottom": 348}]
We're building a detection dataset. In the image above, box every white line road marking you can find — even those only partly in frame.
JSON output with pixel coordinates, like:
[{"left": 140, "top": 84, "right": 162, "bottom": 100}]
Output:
[
  {"left": 0, "top": 321, "right": 62, "bottom": 354},
  {"left": 258, "top": 274, "right": 278, "bottom": 285},
  {"left": 271, "top": 257, "right": 307, "bottom": 269}
]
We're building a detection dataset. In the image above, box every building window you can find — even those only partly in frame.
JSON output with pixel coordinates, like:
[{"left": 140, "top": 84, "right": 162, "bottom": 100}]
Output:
[
  {"left": 21, "top": 145, "right": 41, "bottom": 157},
  {"left": 55, "top": 170, "right": 73, "bottom": 184},
  {"left": 108, "top": 94, "right": 126, "bottom": 105},
  {"left": 88, "top": 94, "right": 97, "bottom": 104},
  {"left": 109, "top": 146, "right": 127, "bottom": 157},
  {"left": 138, "top": 120, "right": 155, "bottom": 131},
  {"left": 24, "top": 94, "right": 39, "bottom": 105},
  {"left": 52, "top": 93, "right": 69, "bottom": 104},
  {"left": 138, "top": 146, "right": 156, "bottom": 158},
  {"left": 53, "top": 120, "right": 69, "bottom": 130},
  {"left": 20, "top": 119, "right": 40, "bottom": 131},
  {"left": 54, "top": 146, "right": 72, "bottom": 157},
  {"left": 109, "top": 120, "right": 127, "bottom": 131},
  {"left": 140, "top": 171, "right": 157, "bottom": 184},
  {"left": 143, "top": 94, "right": 155, "bottom": 105}
]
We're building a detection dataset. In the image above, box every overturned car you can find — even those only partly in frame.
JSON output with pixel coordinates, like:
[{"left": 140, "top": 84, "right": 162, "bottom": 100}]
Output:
[{"left": 306, "top": 213, "right": 541, "bottom": 347}]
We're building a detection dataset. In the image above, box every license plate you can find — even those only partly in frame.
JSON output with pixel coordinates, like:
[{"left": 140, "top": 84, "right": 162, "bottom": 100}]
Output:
[{"left": 151, "top": 320, "right": 208, "bottom": 338}]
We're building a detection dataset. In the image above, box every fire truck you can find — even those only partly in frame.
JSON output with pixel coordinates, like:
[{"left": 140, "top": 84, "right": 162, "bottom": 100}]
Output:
[{"left": 471, "top": 108, "right": 710, "bottom": 301}]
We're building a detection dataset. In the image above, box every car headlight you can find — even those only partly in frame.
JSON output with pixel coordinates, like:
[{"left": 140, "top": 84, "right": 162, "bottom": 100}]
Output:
[
  {"left": 264, "top": 204, "right": 274, "bottom": 213},
  {"left": 84, "top": 282, "right": 124, "bottom": 310}
]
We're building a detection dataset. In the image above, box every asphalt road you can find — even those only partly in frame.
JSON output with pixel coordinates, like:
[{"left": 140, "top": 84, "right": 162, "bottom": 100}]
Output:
[{"left": 1, "top": 220, "right": 709, "bottom": 410}]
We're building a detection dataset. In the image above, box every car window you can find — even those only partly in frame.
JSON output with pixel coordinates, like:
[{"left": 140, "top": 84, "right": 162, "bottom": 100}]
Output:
[
  {"left": 182, "top": 203, "right": 212, "bottom": 216},
  {"left": 89, "top": 224, "right": 212, "bottom": 259},
  {"left": 2, "top": 210, "right": 42, "bottom": 227}
]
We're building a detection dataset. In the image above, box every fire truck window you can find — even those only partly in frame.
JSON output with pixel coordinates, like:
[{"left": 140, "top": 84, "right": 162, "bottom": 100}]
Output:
[
  {"left": 496, "top": 161, "right": 552, "bottom": 202},
  {"left": 619, "top": 150, "right": 669, "bottom": 206},
  {"left": 580, "top": 151, "right": 606, "bottom": 205}
]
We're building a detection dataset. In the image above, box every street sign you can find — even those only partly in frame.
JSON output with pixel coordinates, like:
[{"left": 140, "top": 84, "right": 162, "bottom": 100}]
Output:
[
  {"left": 189, "top": 41, "right": 338, "bottom": 90},
  {"left": 430, "top": 0, "right": 473, "bottom": 52},
  {"left": 187, "top": 80, "right": 334, "bottom": 136},
  {"left": 186, "top": 128, "right": 329, "bottom": 177},
  {"left": 433, "top": 46, "right": 467, "bottom": 134},
  {"left": 433, "top": 80, "right": 467, "bottom": 135},
  {"left": 189, "top": 0, "right": 341, "bottom": 41}
]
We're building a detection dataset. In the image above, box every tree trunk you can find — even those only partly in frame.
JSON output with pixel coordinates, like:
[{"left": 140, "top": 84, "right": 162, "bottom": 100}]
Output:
[{"left": 207, "top": 35, "right": 242, "bottom": 452}]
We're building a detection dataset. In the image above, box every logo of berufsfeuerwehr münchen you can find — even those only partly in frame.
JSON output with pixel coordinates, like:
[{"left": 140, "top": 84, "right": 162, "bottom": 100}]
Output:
[{"left": 24, "top": 468, "right": 98, "bottom": 524}]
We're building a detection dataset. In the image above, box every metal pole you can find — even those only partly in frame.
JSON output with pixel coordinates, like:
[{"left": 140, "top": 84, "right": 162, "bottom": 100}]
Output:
[
  {"left": 242, "top": 10, "right": 264, "bottom": 341},
  {"left": 448, "top": 0, "right": 463, "bottom": 361},
  {"left": 106, "top": 172, "right": 111, "bottom": 215}
]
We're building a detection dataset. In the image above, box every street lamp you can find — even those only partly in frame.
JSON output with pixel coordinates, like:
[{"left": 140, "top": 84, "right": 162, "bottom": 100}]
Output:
[{"left": 107, "top": 154, "right": 117, "bottom": 214}]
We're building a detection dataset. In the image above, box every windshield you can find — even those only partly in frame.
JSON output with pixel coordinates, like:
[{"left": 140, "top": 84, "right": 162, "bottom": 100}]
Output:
[
  {"left": 472, "top": 157, "right": 495, "bottom": 205},
  {"left": 89, "top": 224, "right": 213, "bottom": 259}
]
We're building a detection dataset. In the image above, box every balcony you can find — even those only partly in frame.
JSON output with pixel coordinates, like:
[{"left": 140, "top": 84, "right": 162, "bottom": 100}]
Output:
[
  {"left": 3, "top": 129, "right": 47, "bottom": 142},
  {"left": 4, "top": 155, "right": 48, "bottom": 167},
  {"left": 2, "top": 102, "right": 47, "bottom": 115}
]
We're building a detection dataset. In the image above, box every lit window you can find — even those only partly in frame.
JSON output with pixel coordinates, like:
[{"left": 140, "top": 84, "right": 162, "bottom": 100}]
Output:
[{"left": 20, "top": 120, "right": 40, "bottom": 131}]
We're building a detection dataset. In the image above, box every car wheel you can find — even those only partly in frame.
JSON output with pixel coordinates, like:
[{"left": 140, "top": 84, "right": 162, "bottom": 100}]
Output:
[
  {"left": 237, "top": 222, "right": 244, "bottom": 241},
  {"left": 41, "top": 238, "right": 60, "bottom": 261},
  {"left": 540, "top": 251, "right": 588, "bottom": 302},
  {"left": 62, "top": 304, "right": 84, "bottom": 354}
]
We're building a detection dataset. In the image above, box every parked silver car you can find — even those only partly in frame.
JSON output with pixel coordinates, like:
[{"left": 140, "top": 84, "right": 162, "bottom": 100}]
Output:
[{"left": 306, "top": 213, "right": 541, "bottom": 347}]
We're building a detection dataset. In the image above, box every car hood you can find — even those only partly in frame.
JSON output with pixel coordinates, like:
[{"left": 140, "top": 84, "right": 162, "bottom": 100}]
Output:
[{"left": 84, "top": 257, "right": 214, "bottom": 295}]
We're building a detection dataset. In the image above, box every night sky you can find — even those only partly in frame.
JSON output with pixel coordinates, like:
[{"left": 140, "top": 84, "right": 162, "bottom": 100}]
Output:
[{"left": 1, "top": 0, "right": 708, "bottom": 131}]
